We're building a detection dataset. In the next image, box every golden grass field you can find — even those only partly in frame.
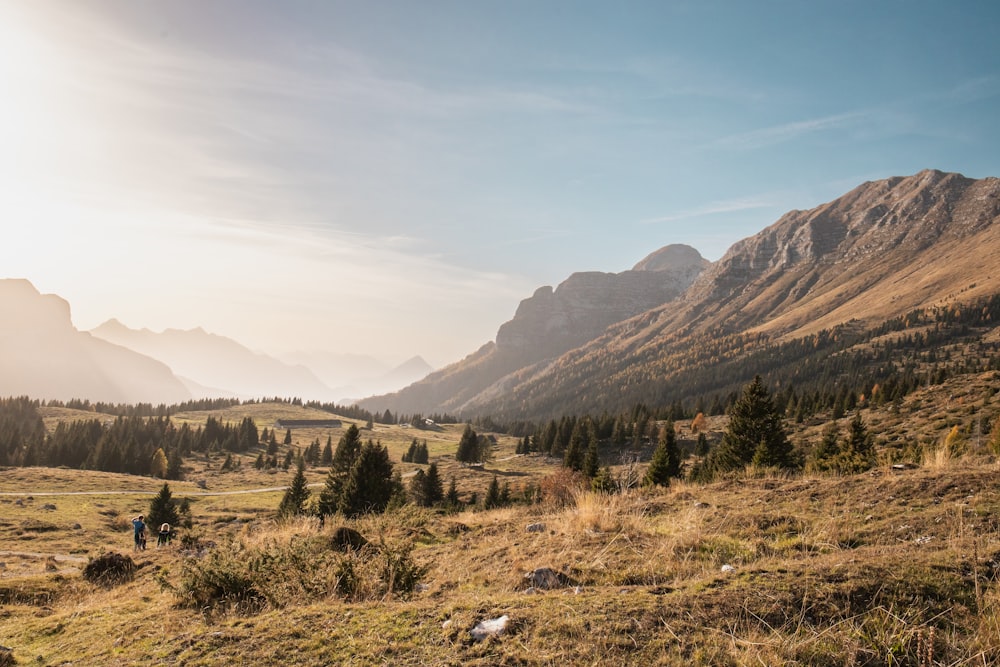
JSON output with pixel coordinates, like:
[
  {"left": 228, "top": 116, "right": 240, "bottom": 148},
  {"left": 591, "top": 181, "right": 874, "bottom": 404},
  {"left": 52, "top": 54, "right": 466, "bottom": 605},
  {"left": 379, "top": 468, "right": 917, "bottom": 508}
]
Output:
[{"left": 2, "top": 392, "right": 1000, "bottom": 665}]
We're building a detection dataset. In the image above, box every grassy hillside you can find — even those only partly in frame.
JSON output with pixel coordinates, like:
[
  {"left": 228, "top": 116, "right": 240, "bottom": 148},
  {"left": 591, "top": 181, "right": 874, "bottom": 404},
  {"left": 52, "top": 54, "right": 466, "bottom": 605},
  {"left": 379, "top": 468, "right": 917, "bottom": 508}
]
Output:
[
  {"left": 4, "top": 394, "right": 1000, "bottom": 664},
  {"left": 3, "top": 457, "right": 1000, "bottom": 664}
]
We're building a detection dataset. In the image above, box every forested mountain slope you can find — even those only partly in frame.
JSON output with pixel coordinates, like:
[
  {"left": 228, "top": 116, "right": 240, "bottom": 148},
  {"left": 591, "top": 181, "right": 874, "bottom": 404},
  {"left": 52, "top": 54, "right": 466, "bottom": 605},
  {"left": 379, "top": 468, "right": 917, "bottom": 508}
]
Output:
[{"left": 364, "top": 170, "right": 1000, "bottom": 421}]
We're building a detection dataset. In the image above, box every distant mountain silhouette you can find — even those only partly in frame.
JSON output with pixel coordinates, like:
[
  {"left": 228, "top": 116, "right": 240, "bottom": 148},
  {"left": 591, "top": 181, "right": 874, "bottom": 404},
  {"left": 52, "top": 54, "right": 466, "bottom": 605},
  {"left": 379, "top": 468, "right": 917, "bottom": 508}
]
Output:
[
  {"left": 280, "top": 350, "right": 434, "bottom": 402},
  {"left": 90, "top": 320, "right": 337, "bottom": 400},
  {"left": 359, "top": 170, "right": 1000, "bottom": 420},
  {"left": 0, "top": 280, "right": 191, "bottom": 404}
]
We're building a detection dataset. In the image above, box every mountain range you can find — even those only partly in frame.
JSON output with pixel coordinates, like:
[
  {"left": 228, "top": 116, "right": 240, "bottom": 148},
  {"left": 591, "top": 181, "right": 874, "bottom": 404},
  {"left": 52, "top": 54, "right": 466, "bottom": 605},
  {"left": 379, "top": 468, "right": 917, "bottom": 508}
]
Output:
[
  {"left": 359, "top": 169, "right": 1000, "bottom": 420},
  {"left": 4, "top": 169, "right": 997, "bottom": 414},
  {"left": 0, "top": 281, "right": 431, "bottom": 404}
]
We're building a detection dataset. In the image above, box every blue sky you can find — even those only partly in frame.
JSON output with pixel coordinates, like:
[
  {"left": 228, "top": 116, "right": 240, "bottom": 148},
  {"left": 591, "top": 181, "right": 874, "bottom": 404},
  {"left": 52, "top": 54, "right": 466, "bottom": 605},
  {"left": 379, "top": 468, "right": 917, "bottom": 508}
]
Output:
[{"left": 1, "top": 1, "right": 998, "bottom": 368}]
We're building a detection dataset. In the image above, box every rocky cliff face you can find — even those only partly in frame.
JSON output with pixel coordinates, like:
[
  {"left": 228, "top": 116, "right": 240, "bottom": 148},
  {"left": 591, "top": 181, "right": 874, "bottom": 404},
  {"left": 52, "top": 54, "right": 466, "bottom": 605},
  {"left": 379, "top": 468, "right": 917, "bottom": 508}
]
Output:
[
  {"left": 495, "top": 244, "right": 709, "bottom": 362},
  {"left": 681, "top": 169, "right": 1000, "bottom": 337}
]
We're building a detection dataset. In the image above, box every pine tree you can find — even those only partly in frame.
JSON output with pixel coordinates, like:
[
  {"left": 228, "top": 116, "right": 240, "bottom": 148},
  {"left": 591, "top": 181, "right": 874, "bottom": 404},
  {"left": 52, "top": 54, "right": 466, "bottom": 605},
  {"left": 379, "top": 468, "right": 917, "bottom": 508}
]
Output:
[
  {"left": 455, "top": 425, "right": 480, "bottom": 465},
  {"left": 332, "top": 424, "right": 362, "bottom": 473},
  {"left": 840, "top": 411, "right": 876, "bottom": 472},
  {"left": 283, "top": 428, "right": 292, "bottom": 445},
  {"left": 408, "top": 469, "right": 428, "bottom": 506},
  {"left": 423, "top": 462, "right": 444, "bottom": 506},
  {"left": 644, "top": 422, "right": 678, "bottom": 488},
  {"left": 278, "top": 459, "right": 311, "bottom": 518},
  {"left": 338, "top": 440, "right": 395, "bottom": 517},
  {"left": 582, "top": 420, "right": 600, "bottom": 479},
  {"left": 321, "top": 437, "right": 333, "bottom": 465},
  {"left": 483, "top": 475, "right": 501, "bottom": 509},
  {"left": 695, "top": 432, "right": 710, "bottom": 457},
  {"left": 147, "top": 482, "right": 180, "bottom": 529},
  {"left": 445, "top": 475, "right": 460, "bottom": 508},
  {"left": 563, "top": 420, "right": 586, "bottom": 471},
  {"left": 415, "top": 440, "right": 429, "bottom": 464},
  {"left": 166, "top": 446, "right": 184, "bottom": 480},
  {"left": 713, "top": 376, "right": 797, "bottom": 474}
]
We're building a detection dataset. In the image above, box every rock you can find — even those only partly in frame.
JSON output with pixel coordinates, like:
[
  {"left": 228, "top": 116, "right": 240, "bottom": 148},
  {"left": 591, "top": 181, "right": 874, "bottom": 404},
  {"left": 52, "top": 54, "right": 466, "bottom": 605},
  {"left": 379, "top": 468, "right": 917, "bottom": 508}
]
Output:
[
  {"left": 524, "top": 567, "right": 576, "bottom": 590},
  {"left": 41, "top": 503, "right": 56, "bottom": 510},
  {"left": 470, "top": 615, "right": 509, "bottom": 642},
  {"left": 196, "top": 480, "right": 208, "bottom": 489},
  {"left": 330, "top": 527, "right": 369, "bottom": 552},
  {"left": 525, "top": 522, "right": 545, "bottom": 533},
  {"left": 721, "top": 564, "right": 736, "bottom": 573}
]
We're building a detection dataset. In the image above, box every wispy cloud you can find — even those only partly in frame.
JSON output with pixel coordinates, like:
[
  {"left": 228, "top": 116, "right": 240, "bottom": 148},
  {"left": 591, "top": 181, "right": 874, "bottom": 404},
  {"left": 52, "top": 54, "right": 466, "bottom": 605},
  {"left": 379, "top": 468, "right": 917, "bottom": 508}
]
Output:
[
  {"left": 708, "top": 112, "right": 867, "bottom": 151},
  {"left": 640, "top": 199, "right": 774, "bottom": 225}
]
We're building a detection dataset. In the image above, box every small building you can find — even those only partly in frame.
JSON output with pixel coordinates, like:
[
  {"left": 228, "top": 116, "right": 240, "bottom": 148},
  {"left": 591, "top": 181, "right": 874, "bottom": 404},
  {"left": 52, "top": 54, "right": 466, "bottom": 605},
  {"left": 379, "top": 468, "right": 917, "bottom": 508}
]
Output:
[{"left": 274, "top": 419, "right": 342, "bottom": 429}]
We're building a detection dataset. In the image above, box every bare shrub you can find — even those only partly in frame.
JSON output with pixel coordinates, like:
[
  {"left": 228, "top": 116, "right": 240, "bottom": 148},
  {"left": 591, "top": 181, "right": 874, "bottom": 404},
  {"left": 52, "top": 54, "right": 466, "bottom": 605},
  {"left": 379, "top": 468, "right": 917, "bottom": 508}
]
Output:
[
  {"left": 538, "top": 468, "right": 586, "bottom": 507},
  {"left": 82, "top": 552, "right": 135, "bottom": 587}
]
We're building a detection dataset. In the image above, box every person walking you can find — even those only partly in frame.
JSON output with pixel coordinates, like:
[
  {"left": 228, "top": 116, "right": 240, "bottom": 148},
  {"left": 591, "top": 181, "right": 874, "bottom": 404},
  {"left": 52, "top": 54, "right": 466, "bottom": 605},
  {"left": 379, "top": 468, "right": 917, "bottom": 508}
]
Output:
[
  {"left": 157, "top": 522, "right": 171, "bottom": 547},
  {"left": 132, "top": 515, "right": 146, "bottom": 551}
]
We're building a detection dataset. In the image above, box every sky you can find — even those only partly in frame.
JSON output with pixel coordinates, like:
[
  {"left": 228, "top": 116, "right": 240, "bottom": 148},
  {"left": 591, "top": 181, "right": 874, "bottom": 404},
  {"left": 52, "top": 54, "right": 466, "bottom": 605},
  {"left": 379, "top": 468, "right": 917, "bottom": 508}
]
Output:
[{"left": 1, "top": 1, "right": 998, "bottom": 369}]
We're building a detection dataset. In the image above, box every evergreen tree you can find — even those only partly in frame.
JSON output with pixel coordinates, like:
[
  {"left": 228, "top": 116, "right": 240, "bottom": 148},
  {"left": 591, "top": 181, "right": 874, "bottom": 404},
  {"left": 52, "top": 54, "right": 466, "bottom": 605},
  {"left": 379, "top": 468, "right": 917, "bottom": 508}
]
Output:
[
  {"left": 582, "top": 420, "right": 600, "bottom": 479},
  {"left": 415, "top": 440, "right": 429, "bottom": 464},
  {"left": 278, "top": 459, "right": 311, "bottom": 518},
  {"left": 332, "top": 424, "right": 362, "bottom": 473},
  {"left": 267, "top": 431, "right": 279, "bottom": 456},
  {"left": 283, "top": 428, "right": 292, "bottom": 445},
  {"left": 712, "top": 376, "right": 797, "bottom": 474},
  {"left": 483, "top": 475, "right": 501, "bottom": 509},
  {"left": 563, "top": 420, "right": 586, "bottom": 471},
  {"left": 839, "top": 411, "right": 877, "bottom": 472},
  {"left": 147, "top": 482, "right": 181, "bottom": 529},
  {"left": 166, "top": 447, "right": 184, "bottom": 480},
  {"left": 445, "top": 475, "right": 460, "bottom": 508},
  {"left": 402, "top": 438, "right": 417, "bottom": 463},
  {"left": 592, "top": 466, "right": 617, "bottom": 494},
  {"left": 644, "top": 422, "right": 678, "bottom": 488},
  {"left": 810, "top": 422, "right": 841, "bottom": 472},
  {"left": 455, "top": 425, "right": 480, "bottom": 465},
  {"left": 695, "top": 432, "right": 710, "bottom": 457},
  {"left": 408, "top": 469, "right": 428, "bottom": 506},
  {"left": 321, "top": 437, "right": 333, "bottom": 466},
  {"left": 338, "top": 440, "right": 395, "bottom": 517},
  {"left": 423, "top": 462, "right": 444, "bottom": 506}
]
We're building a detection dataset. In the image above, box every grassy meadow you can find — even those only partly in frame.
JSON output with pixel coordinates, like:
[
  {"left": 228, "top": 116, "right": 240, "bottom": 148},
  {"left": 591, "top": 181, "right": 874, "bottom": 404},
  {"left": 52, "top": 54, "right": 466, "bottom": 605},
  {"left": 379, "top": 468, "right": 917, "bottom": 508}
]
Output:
[{"left": 2, "top": 398, "right": 1000, "bottom": 665}]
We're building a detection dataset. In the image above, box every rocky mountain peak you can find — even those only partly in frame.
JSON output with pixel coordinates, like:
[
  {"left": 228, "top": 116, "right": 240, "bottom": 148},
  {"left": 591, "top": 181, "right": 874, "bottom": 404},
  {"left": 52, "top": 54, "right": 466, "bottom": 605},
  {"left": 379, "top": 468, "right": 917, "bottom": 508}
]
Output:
[
  {"left": 632, "top": 243, "right": 709, "bottom": 272},
  {"left": 494, "top": 245, "right": 709, "bottom": 362}
]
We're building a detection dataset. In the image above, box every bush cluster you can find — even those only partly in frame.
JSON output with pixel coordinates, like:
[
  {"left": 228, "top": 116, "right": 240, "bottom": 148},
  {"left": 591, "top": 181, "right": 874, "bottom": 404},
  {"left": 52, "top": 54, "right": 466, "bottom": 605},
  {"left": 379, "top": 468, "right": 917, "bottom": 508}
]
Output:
[{"left": 174, "top": 530, "right": 426, "bottom": 613}]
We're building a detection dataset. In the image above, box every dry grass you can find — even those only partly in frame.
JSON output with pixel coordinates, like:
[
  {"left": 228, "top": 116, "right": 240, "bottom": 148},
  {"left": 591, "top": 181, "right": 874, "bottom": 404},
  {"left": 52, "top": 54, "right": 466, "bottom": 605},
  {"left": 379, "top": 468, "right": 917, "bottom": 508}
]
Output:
[{"left": 6, "top": 398, "right": 1000, "bottom": 664}]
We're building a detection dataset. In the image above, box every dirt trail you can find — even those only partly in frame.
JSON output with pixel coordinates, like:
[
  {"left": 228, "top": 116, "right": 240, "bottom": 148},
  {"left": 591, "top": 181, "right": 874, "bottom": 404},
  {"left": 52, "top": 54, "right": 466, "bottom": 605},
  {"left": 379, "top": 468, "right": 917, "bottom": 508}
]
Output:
[
  {"left": 0, "top": 483, "right": 324, "bottom": 497},
  {"left": 0, "top": 550, "right": 87, "bottom": 563}
]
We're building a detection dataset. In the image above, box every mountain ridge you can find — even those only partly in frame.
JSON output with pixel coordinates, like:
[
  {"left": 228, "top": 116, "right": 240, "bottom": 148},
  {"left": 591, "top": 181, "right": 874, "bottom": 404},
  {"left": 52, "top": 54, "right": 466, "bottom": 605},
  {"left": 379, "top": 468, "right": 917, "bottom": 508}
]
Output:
[
  {"left": 0, "top": 280, "right": 192, "bottom": 404},
  {"left": 359, "top": 169, "right": 1000, "bottom": 420}
]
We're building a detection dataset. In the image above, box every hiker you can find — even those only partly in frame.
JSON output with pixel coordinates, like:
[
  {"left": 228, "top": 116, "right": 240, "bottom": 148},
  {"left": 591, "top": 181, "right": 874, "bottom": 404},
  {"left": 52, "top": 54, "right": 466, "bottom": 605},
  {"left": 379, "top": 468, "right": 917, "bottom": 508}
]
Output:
[
  {"left": 132, "top": 515, "right": 147, "bottom": 551},
  {"left": 157, "top": 522, "right": 171, "bottom": 547}
]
